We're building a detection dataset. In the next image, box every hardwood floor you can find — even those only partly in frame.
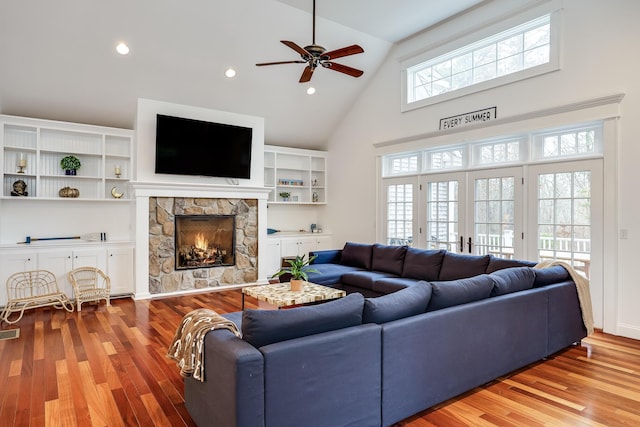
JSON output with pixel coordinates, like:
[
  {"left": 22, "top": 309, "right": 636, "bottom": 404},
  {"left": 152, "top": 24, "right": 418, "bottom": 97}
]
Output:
[{"left": 1, "top": 289, "right": 639, "bottom": 426}]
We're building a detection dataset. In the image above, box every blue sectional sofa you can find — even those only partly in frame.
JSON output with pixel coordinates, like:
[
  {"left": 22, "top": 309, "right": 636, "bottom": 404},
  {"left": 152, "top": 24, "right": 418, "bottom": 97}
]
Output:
[{"left": 184, "top": 242, "right": 588, "bottom": 427}]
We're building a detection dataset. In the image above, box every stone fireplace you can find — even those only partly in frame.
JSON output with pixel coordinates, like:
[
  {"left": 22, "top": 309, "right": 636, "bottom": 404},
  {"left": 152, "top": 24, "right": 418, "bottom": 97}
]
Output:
[
  {"left": 148, "top": 196, "right": 259, "bottom": 294},
  {"left": 175, "top": 214, "right": 236, "bottom": 269}
]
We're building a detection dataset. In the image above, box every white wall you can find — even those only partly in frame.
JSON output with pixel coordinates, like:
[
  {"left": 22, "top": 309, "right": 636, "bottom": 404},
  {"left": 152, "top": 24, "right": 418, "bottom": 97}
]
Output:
[{"left": 323, "top": 0, "right": 640, "bottom": 338}]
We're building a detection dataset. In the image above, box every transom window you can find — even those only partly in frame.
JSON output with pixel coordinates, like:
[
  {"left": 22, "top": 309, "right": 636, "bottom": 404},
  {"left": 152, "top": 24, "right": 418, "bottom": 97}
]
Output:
[
  {"left": 382, "top": 121, "right": 602, "bottom": 178},
  {"left": 402, "top": 10, "right": 559, "bottom": 111},
  {"left": 534, "top": 125, "right": 601, "bottom": 159}
]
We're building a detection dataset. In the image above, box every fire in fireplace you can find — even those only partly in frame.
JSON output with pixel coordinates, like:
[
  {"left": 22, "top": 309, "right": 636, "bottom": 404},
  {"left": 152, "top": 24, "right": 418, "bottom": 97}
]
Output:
[{"left": 175, "top": 215, "right": 236, "bottom": 269}]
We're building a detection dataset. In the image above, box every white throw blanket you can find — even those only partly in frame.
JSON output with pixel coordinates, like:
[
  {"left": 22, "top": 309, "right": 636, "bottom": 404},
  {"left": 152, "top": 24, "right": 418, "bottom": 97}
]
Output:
[
  {"left": 167, "top": 308, "right": 241, "bottom": 382},
  {"left": 534, "top": 260, "right": 595, "bottom": 335}
]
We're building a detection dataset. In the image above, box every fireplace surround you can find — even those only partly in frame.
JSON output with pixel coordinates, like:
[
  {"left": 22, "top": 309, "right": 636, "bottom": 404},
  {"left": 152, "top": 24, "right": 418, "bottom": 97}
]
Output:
[{"left": 148, "top": 196, "right": 259, "bottom": 294}]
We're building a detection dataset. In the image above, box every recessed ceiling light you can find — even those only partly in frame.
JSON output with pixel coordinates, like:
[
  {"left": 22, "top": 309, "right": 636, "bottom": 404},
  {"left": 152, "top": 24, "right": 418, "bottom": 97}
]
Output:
[
  {"left": 225, "top": 68, "right": 237, "bottom": 78},
  {"left": 307, "top": 87, "right": 316, "bottom": 95},
  {"left": 116, "top": 42, "right": 130, "bottom": 55}
]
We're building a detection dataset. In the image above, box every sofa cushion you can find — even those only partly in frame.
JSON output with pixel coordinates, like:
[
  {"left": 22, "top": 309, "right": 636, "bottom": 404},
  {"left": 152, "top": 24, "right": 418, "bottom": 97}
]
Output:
[
  {"left": 310, "top": 249, "right": 342, "bottom": 265},
  {"left": 401, "top": 248, "right": 445, "bottom": 281},
  {"left": 490, "top": 267, "right": 536, "bottom": 296},
  {"left": 372, "top": 277, "right": 420, "bottom": 294},
  {"left": 533, "top": 265, "right": 570, "bottom": 287},
  {"left": 340, "top": 242, "right": 373, "bottom": 270},
  {"left": 241, "top": 293, "right": 364, "bottom": 348},
  {"left": 305, "top": 263, "right": 364, "bottom": 286},
  {"left": 341, "top": 271, "right": 399, "bottom": 290},
  {"left": 363, "top": 282, "right": 432, "bottom": 324},
  {"left": 486, "top": 255, "right": 536, "bottom": 273},
  {"left": 438, "top": 253, "right": 491, "bottom": 280},
  {"left": 371, "top": 244, "right": 407, "bottom": 275},
  {"left": 427, "top": 274, "right": 494, "bottom": 311}
]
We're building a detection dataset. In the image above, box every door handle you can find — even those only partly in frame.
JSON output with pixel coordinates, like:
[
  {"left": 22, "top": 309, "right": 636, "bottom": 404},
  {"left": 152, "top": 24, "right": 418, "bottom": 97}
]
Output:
[
  {"left": 459, "top": 236, "right": 463, "bottom": 253},
  {"left": 467, "top": 237, "right": 472, "bottom": 253}
]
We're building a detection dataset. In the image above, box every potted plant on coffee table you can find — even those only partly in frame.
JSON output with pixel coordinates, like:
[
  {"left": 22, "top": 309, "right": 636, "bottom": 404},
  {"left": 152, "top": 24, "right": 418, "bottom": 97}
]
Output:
[{"left": 272, "top": 254, "right": 319, "bottom": 291}]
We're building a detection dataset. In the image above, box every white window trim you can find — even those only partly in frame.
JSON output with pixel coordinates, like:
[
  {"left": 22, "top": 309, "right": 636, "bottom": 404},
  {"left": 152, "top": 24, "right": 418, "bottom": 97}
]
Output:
[{"left": 400, "top": 2, "right": 562, "bottom": 112}]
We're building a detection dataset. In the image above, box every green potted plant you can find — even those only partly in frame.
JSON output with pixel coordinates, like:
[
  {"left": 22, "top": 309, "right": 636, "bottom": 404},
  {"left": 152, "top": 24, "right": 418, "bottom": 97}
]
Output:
[
  {"left": 279, "top": 191, "right": 291, "bottom": 202},
  {"left": 272, "top": 254, "right": 319, "bottom": 291},
  {"left": 60, "top": 155, "right": 81, "bottom": 175}
]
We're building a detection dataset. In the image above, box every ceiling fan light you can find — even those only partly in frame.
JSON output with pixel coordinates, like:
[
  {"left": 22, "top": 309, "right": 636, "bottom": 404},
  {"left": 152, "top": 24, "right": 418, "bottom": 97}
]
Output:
[
  {"left": 306, "top": 87, "right": 316, "bottom": 95},
  {"left": 115, "top": 42, "right": 130, "bottom": 55},
  {"left": 225, "top": 68, "right": 237, "bottom": 78}
]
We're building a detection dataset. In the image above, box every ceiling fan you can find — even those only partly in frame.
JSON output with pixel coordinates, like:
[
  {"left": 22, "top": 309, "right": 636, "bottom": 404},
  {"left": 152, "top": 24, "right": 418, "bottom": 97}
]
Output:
[{"left": 256, "top": 0, "right": 364, "bottom": 83}]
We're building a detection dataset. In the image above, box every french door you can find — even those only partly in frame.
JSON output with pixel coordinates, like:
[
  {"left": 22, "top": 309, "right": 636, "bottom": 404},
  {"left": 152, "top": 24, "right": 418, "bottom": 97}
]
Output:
[
  {"left": 422, "top": 168, "right": 523, "bottom": 257},
  {"left": 527, "top": 159, "right": 603, "bottom": 324}
]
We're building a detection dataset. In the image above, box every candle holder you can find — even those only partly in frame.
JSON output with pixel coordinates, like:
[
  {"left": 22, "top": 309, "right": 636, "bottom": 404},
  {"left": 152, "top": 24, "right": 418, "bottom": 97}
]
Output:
[
  {"left": 114, "top": 165, "right": 121, "bottom": 178},
  {"left": 17, "top": 157, "right": 27, "bottom": 174}
]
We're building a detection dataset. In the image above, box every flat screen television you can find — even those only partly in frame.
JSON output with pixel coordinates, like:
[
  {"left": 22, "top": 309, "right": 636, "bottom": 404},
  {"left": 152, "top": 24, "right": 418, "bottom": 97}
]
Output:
[{"left": 155, "top": 114, "right": 253, "bottom": 179}]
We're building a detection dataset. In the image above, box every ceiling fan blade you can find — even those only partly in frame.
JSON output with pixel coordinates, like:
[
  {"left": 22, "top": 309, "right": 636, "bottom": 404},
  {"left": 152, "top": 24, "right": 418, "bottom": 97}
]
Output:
[
  {"left": 299, "top": 66, "right": 315, "bottom": 83},
  {"left": 323, "top": 62, "right": 364, "bottom": 78},
  {"left": 322, "top": 44, "right": 364, "bottom": 60},
  {"left": 281, "top": 40, "right": 310, "bottom": 57},
  {"left": 256, "top": 60, "right": 306, "bottom": 66}
]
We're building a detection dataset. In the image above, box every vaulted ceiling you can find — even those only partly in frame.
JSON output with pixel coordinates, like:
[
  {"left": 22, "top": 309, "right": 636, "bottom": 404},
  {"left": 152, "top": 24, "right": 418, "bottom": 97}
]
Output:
[{"left": 0, "top": 0, "right": 485, "bottom": 149}]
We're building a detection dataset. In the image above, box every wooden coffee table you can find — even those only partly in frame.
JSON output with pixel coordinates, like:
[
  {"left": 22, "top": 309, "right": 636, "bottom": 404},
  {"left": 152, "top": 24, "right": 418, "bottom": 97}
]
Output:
[{"left": 242, "top": 282, "right": 346, "bottom": 310}]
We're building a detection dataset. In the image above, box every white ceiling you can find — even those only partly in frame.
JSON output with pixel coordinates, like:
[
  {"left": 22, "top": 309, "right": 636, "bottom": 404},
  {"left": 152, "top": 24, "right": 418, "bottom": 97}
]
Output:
[
  {"left": 275, "top": 0, "right": 486, "bottom": 43},
  {"left": 0, "top": 0, "right": 485, "bottom": 150}
]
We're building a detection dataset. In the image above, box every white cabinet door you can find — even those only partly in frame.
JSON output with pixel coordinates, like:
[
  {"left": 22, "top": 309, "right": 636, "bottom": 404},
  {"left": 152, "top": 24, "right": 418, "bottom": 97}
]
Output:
[
  {"left": 107, "top": 246, "right": 134, "bottom": 295},
  {"left": 313, "top": 235, "right": 333, "bottom": 252},
  {"left": 0, "top": 251, "right": 37, "bottom": 306},
  {"left": 280, "top": 238, "right": 301, "bottom": 258},
  {"left": 265, "top": 239, "right": 282, "bottom": 279},
  {"left": 38, "top": 248, "right": 107, "bottom": 300},
  {"left": 280, "top": 236, "right": 332, "bottom": 259},
  {"left": 37, "top": 250, "right": 74, "bottom": 298}
]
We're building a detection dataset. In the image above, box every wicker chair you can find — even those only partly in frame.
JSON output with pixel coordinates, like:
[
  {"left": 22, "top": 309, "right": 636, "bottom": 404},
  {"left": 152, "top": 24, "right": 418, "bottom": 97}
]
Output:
[
  {"left": 67, "top": 267, "right": 111, "bottom": 311},
  {"left": 1, "top": 270, "right": 74, "bottom": 324}
]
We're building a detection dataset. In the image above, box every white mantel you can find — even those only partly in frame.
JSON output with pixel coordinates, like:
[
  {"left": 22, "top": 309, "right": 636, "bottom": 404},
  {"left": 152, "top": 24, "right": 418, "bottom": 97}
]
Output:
[{"left": 132, "top": 181, "right": 271, "bottom": 299}]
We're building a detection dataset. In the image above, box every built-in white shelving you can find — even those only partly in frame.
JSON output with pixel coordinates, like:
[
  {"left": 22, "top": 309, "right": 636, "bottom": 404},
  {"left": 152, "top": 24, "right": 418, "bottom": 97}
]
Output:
[
  {"left": 1, "top": 115, "right": 133, "bottom": 201},
  {"left": 264, "top": 145, "right": 327, "bottom": 204}
]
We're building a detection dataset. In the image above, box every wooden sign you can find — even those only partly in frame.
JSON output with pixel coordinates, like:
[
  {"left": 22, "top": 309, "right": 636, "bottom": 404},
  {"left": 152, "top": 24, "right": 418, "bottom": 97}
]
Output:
[{"left": 439, "top": 107, "right": 497, "bottom": 130}]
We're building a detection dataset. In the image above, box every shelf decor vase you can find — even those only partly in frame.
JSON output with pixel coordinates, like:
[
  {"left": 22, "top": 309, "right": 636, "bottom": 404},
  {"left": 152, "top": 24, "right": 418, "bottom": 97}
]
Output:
[
  {"left": 58, "top": 187, "right": 80, "bottom": 198},
  {"left": 65, "top": 169, "right": 76, "bottom": 176}
]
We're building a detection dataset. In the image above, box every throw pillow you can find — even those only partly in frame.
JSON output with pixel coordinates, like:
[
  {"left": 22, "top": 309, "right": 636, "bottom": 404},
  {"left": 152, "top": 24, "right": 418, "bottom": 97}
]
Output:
[
  {"left": 241, "top": 293, "right": 364, "bottom": 348},
  {"left": 371, "top": 243, "right": 407, "bottom": 275},
  {"left": 490, "top": 266, "right": 536, "bottom": 296},
  {"left": 486, "top": 255, "right": 536, "bottom": 273},
  {"left": 427, "top": 274, "right": 494, "bottom": 311},
  {"left": 438, "top": 252, "right": 491, "bottom": 280},
  {"left": 340, "top": 242, "right": 373, "bottom": 270},
  {"left": 363, "top": 282, "right": 432, "bottom": 324},
  {"left": 401, "top": 248, "right": 445, "bottom": 281},
  {"left": 533, "top": 265, "right": 570, "bottom": 287}
]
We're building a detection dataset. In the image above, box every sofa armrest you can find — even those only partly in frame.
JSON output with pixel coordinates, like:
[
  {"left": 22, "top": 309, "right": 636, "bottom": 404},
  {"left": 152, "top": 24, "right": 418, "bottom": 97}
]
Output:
[
  {"left": 310, "top": 249, "right": 342, "bottom": 264},
  {"left": 261, "top": 324, "right": 381, "bottom": 427},
  {"left": 184, "top": 329, "right": 264, "bottom": 427}
]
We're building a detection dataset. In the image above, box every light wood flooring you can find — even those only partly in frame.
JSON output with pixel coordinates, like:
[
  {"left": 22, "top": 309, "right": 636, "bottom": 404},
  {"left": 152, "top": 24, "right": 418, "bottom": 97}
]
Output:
[{"left": 0, "top": 289, "right": 639, "bottom": 426}]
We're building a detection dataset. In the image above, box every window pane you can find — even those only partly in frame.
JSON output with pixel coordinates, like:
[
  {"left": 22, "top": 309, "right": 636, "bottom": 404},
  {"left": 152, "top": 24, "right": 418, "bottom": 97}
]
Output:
[
  {"left": 433, "top": 60, "right": 452, "bottom": 79},
  {"left": 452, "top": 53, "right": 473, "bottom": 73},
  {"left": 473, "top": 62, "right": 497, "bottom": 83},
  {"left": 497, "top": 34, "right": 523, "bottom": 59},
  {"left": 497, "top": 55, "right": 523, "bottom": 76},
  {"left": 474, "top": 45, "right": 496, "bottom": 66},
  {"left": 524, "top": 24, "right": 550, "bottom": 50},
  {"left": 524, "top": 45, "right": 550, "bottom": 68}
]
